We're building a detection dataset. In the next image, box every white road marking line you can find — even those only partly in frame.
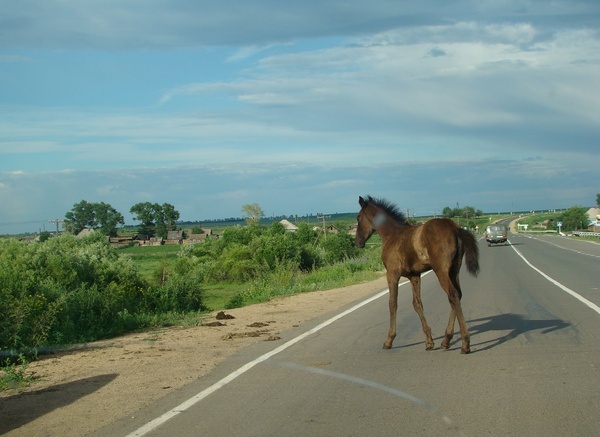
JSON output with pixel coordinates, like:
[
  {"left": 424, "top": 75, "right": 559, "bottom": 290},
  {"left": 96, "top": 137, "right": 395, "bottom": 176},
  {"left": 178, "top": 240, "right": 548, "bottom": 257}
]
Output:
[
  {"left": 276, "top": 361, "right": 454, "bottom": 426},
  {"left": 519, "top": 234, "right": 600, "bottom": 259},
  {"left": 127, "top": 280, "right": 418, "bottom": 436},
  {"left": 509, "top": 240, "right": 600, "bottom": 316}
]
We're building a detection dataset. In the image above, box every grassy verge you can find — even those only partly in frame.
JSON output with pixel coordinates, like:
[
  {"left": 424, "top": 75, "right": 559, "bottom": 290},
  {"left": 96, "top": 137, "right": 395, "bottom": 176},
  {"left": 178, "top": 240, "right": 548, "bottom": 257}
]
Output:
[
  {"left": 1, "top": 355, "right": 36, "bottom": 391},
  {"left": 119, "top": 243, "right": 384, "bottom": 311}
]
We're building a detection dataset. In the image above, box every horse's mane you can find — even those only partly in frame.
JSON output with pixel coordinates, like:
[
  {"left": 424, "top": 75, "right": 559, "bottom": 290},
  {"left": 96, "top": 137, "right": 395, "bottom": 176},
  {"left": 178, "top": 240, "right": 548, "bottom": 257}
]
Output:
[{"left": 365, "top": 196, "right": 408, "bottom": 225}]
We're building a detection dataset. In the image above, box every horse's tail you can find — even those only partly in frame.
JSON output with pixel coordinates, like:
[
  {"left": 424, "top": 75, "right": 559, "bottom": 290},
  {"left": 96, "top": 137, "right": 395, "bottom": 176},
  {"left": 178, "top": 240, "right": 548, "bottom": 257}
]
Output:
[{"left": 457, "top": 228, "right": 480, "bottom": 277}]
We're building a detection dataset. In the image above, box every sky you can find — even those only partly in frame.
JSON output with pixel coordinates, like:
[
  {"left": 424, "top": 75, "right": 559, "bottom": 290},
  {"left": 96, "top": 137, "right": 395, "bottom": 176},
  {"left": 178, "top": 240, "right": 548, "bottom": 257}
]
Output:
[{"left": 1, "top": 1, "right": 599, "bottom": 234}]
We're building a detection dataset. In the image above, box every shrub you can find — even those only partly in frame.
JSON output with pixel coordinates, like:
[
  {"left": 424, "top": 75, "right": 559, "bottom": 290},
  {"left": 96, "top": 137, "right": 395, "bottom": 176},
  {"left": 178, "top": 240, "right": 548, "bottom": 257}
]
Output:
[
  {"left": 319, "top": 232, "right": 359, "bottom": 264},
  {"left": 0, "top": 234, "right": 207, "bottom": 350},
  {"left": 144, "top": 272, "right": 206, "bottom": 314}
]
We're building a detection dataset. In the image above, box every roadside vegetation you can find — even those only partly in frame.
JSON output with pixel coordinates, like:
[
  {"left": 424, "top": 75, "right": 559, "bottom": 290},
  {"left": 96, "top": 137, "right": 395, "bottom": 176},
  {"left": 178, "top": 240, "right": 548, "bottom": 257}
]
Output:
[
  {"left": 0, "top": 222, "right": 382, "bottom": 362},
  {"left": 513, "top": 207, "right": 590, "bottom": 232}
]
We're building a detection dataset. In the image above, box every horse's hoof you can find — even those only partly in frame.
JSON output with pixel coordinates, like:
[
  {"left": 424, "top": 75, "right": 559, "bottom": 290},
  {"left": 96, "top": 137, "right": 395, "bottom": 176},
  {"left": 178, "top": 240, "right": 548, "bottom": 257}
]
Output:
[
  {"left": 440, "top": 343, "right": 449, "bottom": 350},
  {"left": 461, "top": 348, "right": 471, "bottom": 354},
  {"left": 425, "top": 344, "right": 435, "bottom": 351},
  {"left": 383, "top": 344, "right": 392, "bottom": 350}
]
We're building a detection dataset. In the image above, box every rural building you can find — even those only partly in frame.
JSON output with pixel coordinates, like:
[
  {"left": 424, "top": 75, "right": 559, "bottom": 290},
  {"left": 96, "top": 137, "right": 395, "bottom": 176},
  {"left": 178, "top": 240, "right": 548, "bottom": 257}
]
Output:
[
  {"left": 586, "top": 207, "right": 600, "bottom": 231},
  {"left": 279, "top": 219, "right": 298, "bottom": 232},
  {"left": 166, "top": 230, "right": 184, "bottom": 244},
  {"left": 76, "top": 228, "right": 96, "bottom": 239},
  {"left": 184, "top": 229, "right": 212, "bottom": 244}
]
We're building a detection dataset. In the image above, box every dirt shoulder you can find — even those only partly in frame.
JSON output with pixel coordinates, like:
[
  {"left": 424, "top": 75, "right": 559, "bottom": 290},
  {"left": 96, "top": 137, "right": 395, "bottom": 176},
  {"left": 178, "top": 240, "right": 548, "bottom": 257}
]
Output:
[{"left": 0, "top": 276, "right": 387, "bottom": 436}]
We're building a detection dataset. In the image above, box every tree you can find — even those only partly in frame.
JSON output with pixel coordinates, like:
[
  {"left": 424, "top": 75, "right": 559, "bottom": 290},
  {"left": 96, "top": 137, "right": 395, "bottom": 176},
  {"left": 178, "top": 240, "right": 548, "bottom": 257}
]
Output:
[
  {"left": 555, "top": 206, "right": 588, "bottom": 231},
  {"left": 596, "top": 193, "right": 600, "bottom": 207},
  {"left": 462, "top": 206, "right": 476, "bottom": 219},
  {"left": 130, "top": 202, "right": 158, "bottom": 237},
  {"left": 130, "top": 202, "right": 181, "bottom": 238},
  {"left": 64, "top": 200, "right": 124, "bottom": 236},
  {"left": 442, "top": 206, "right": 463, "bottom": 218},
  {"left": 94, "top": 202, "right": 125, "bottom": 236},
  {"left": 65, "top": 200, "right": 95, "bottom": 234},
  {"left": 162, "top": 202, "right": 180, "bottom": 233},
  {"left": 241, "top": 203, "right": 265, "bottom": 225}
]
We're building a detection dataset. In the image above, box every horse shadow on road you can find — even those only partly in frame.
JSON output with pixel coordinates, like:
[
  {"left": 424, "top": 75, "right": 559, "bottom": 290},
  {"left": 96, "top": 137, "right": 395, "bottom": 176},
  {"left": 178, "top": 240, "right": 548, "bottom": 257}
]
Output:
[
  {"left": 0, "top": 373, "right": 118, "bottom": 434},
  {"left": 465, "top": 313, "right": 570, "bottom": 353}
]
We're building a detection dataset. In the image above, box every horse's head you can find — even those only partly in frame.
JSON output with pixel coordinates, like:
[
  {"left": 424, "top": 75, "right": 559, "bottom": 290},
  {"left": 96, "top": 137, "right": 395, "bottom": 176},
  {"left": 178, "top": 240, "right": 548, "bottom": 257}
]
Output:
[{"left": 355, "top": 196, "right": 377, "bottom": 248}]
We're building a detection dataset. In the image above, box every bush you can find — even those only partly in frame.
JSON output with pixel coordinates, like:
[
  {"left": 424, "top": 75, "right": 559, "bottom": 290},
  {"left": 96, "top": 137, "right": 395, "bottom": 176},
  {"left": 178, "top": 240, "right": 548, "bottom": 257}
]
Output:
[
  {"left": 1, "top": 219, "right": 378, "bottom": 352},
  {"left": 144, "top": 273, "right": 206, "bottom": 314},
  {"left": 0, "top": 234, "right": 206, "bottom": 350},
  {"left": 318, "top": 232, "right": 359, "bottom": 264}
]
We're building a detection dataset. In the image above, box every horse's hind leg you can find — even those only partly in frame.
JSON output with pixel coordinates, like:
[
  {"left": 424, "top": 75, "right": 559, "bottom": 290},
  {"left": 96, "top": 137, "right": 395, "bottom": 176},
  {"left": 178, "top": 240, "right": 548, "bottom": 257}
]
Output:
[
  {"left": 409, "top": 275, "right": 435, "bottom": 350},
  {"left": 441, "top": 308, "right": 456, "bottom": 350},
  {"left": 437, "top": 272, "right": 470, "bottom": 354},
  {"left": 441, "top": 272, "right": 459, "bottom": 349}
]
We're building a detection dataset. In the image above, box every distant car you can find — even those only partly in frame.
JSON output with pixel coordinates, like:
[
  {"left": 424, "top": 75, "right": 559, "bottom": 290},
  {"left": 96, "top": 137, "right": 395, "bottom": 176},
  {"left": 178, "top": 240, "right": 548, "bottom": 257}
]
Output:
[{"left": 485, "top": 225, "right": 508, "bottom": 246}]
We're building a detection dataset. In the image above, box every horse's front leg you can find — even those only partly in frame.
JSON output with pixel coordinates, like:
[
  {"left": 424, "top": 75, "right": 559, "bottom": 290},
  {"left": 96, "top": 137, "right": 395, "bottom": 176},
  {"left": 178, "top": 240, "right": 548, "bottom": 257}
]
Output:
[
  {"left": 384, "top": 273, "right": 400, "bottom": 349},
  {"left": 409, "top": 275, "right": 435, "bottom": 350}
]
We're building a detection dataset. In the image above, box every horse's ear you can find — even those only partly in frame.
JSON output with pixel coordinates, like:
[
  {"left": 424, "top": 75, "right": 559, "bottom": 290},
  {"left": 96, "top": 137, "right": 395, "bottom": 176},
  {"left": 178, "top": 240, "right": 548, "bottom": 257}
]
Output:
[{"left": 359, "top": 196, "right": 367, "bottom": 207}]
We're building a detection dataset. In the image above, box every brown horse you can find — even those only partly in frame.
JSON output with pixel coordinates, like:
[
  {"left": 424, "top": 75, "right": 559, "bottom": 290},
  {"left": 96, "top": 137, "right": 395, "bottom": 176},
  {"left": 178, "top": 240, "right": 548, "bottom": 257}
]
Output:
[{"left": 355, "top": 196, "right": 480, "bottom": 354}]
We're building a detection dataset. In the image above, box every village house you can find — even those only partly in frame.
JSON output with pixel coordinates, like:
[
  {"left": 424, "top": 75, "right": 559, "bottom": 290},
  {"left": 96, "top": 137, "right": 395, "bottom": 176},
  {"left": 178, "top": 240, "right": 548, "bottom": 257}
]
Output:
[
  {"left": 279, "top": 219, "right": 298, "bottom": 232},
  {"left": 184, "top": 229, "right": 212, "bottom": 244}
]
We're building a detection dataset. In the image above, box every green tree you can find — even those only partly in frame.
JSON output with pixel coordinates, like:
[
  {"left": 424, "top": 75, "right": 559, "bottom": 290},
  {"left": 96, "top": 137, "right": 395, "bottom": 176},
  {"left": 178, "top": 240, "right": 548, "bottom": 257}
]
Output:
[
  {"left": 462, "top": 206, "right": 476, "bottom": 219},
  {"left": 162, "top": 203, "right": 180, "bottom": 231},
  {"left": 130, "top": 202, "right": 180, "bottom": 238},
  {"left": 556, "top": 206, "right": 588, "bottom": 231},
  {"left": 596, "top": 193, "right": 600, "bottom": 207},
  {"left": 94, "top": 202, "right": 125, "bottom": 236},
  {"left": 442, "top": 206, "right": 453, "bottom": 218},
  {"left": 442, "top": 205, "right": 482, "bottom": 220},
  {"left": 64, "top": 200, "right": 95, "bottom": 234},
  {"left": 130, "top": 202, "right": 157, "bottom": 236},
  {"left": 64, "top": 200, "right": 124, "bottom": 236},
  {"left": 241, "top": 203, "right": 264, "bottom": 225}
]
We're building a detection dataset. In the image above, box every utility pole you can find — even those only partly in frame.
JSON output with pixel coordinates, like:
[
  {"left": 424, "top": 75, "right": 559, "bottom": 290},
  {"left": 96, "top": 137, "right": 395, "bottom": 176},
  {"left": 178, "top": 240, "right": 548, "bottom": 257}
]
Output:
[
  {"left": 48, "top": 219, "right": 64, "bottom": 235},
  {"left": 317, "top": 215, "right": 330, "bottom": 236}
]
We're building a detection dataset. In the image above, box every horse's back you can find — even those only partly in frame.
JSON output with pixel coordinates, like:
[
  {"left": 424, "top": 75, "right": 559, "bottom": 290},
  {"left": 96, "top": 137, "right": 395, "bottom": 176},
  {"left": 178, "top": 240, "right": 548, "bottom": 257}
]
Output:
[{"left": 421, "top": 218, "right": 460, "bottom": 243}]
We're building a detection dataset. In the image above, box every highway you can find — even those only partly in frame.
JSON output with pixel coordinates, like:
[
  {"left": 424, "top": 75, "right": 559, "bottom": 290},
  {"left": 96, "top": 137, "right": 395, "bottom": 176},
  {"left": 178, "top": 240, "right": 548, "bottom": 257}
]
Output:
[{"left": 99, "top": 227, "right": 600, "bottom": 436}]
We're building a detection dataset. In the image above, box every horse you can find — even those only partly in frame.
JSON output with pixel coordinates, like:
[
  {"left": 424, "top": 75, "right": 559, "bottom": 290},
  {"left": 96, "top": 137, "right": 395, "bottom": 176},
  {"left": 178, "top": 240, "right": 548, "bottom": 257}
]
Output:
[{"left": 355, "top": 196, "right": 480, "bottom": 354}]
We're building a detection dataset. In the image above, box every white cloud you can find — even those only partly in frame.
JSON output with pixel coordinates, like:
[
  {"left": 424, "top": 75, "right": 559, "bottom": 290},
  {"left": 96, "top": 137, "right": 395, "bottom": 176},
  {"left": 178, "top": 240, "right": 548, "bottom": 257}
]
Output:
[{"left": 1, "top": 1, "right": 599, "bottom": 233}]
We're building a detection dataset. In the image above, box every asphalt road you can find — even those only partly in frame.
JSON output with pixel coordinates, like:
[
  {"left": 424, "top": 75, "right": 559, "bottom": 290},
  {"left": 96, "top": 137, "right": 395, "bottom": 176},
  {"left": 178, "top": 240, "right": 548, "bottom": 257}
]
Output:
[{"left": 98, "top": 228, "right": 600, "bottom": 437}]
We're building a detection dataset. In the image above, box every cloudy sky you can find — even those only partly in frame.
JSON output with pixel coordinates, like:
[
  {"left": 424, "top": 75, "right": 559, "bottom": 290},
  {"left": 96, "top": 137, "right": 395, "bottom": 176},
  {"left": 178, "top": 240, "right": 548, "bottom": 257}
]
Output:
[{"left": 1, "top": 1, "right": 599, "bottom": 234}]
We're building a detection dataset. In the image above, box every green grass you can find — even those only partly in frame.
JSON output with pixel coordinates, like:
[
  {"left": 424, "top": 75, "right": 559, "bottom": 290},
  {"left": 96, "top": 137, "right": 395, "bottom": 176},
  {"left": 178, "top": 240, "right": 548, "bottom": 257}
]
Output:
[
  {"left": 203, "top": 282, "right": 247, "bottom": 310},
  {"left": 510, "top": 212, "right": 561, "bottom": 229},
  {"left": 119, "top": 244, "right": 182, "bottom": 282}
]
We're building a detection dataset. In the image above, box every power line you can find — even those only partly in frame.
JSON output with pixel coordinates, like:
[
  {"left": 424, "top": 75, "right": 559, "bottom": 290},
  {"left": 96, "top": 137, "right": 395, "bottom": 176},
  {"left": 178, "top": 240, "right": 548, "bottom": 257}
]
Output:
[
  {"left": 0, "top": 219, "right": 49, "bottom": 227},
  {"left": 48, "top": 219, "right": 64, "bottom": 234}
]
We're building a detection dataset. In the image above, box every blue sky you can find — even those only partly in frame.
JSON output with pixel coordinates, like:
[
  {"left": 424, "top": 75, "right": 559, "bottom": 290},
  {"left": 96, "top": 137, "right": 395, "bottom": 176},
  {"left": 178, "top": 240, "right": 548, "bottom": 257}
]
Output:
[{"left": 1, "top": 1, "right": 599, "bottom": 234}]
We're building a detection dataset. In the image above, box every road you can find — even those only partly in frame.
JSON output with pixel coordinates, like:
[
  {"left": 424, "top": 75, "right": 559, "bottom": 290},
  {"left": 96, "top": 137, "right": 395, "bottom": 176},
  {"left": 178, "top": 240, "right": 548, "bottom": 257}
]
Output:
[{"left": 96, "top": 227, "right": 600, "bottom": 436}]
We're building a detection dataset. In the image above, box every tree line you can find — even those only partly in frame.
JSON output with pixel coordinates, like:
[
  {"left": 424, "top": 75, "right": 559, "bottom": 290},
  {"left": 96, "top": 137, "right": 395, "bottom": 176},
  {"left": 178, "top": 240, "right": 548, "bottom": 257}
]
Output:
[
  {"left": 441, "top": 205, "right": 484, "bottom": 220},
  {"left": 64, "top": 200, "right": 180, "bottom": 238},
  {"left": 64, "top": 200, "right": 284, "bottom": 238}
]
